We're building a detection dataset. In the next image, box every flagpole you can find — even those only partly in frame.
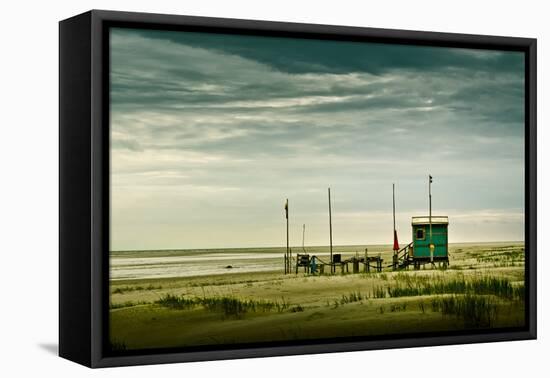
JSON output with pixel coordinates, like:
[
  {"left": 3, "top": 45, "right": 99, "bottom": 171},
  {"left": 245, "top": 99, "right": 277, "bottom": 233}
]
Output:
[
  {"left": 393, "top": 183, "right": 397, "bottom": 269},
  {"left": 328, "top": 187, "right": 333, "bottom": 274},
  {"left": 429, "top": 175, "right": 433, "bottom": 263},
  {"left": 393, "top": 183, "right": 396, "bottom": 234}
]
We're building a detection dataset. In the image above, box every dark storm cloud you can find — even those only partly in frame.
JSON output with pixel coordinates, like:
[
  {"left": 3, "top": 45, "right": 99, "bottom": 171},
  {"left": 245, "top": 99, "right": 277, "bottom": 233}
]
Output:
[
  {"left": 126, "top": 28, "right": 523, "bottom": 75},
  {"left": 111, "top": 29, "right": 524, "bottom": 111}
]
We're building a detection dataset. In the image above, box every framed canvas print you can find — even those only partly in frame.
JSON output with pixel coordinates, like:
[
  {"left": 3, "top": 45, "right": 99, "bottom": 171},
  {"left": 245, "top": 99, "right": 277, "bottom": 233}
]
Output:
[{"left": 59, "top": 10, "right": 537, "bottom": 368}]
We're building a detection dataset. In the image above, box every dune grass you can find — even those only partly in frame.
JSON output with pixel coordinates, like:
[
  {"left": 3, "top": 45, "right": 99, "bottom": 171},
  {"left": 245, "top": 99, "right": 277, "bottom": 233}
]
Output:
[
  {"left": 387, "top": 274, "right": 523, "bottom": 300},
  {"left": 155, "top": 294, "right": 196, "bottom": 310},
  {"left": 431, "top": 294, "right": 498, "bottom": 328},
  {"left": 110, "top": 300, "right": 149, "bottom": 309},
  {"left": 340, "top": 291, "right": 364, "bottom": 304},
  {"left": 155, "top": 294, "right": 290, "bottom": 318},
  {"left": 372, "top": 286, "right": 387, "bottom": 298},
  {"left": 112, "top": 284, "right": 163, "bottom": 294}
]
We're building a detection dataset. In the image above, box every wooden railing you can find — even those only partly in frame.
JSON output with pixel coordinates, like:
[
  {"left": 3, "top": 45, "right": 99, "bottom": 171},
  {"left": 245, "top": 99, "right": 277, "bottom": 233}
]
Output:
[{"left": 391, "top": 242, "right": 413, "bottom": 269}]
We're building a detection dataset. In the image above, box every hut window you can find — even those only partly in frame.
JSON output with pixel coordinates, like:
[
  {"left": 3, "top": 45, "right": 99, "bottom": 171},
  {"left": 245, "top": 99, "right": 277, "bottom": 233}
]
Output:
[{"left": 416, "top": 228, "right": 425, "bottom": 240}]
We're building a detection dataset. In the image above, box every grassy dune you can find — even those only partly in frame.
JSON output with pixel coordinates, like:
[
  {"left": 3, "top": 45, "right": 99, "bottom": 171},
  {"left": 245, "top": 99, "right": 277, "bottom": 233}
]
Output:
[{"left": 109, "top": 242, "right": 525, "bottom": 351}]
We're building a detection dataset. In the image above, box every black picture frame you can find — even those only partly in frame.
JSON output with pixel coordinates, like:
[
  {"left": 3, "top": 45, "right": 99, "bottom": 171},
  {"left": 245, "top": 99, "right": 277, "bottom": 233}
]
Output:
[{"left": 59, "top": 9, "right": 537, "bottom": 368}]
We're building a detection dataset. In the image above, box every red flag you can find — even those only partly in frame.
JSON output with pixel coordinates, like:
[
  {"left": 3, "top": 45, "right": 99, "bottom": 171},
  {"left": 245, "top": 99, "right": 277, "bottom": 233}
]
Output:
[{"left": 393, "top": 229, "right": 399, "bottom": 251}]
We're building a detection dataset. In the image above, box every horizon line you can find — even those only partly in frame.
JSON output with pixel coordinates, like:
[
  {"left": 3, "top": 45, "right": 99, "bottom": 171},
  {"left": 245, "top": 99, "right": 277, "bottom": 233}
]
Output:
[{"left": 110, "top": 240, "right": 524, "bottom": 253}]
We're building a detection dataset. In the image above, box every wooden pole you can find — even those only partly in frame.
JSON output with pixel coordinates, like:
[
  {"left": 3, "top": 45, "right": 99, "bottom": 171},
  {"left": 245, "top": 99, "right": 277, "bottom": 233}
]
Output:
[
  {"left": 285, "top": 198, "right": 289, "bottom": 274},
  {"left": 290, "top": 247, "right": 292, "bottom": 274},
  {"left": 288, "top": 205, "right": 292, "bottom": 273},
  {"left": 328, "top": 187, "right": 333, "bottom": 274},
  {"left": 429, "top": 175, "right": 433, "bottom": 263},
  {"left": 302, "top": 224, "right": 306, "bottom": 253},
  {"left": 429, "top": 176, "right": 432, "bottom": 240},
  {"left": 393, "top": 183, "right": 397, "bottom": 269},
  {"left": 393, "top": 183, "right": 396, "bottom": 235}
]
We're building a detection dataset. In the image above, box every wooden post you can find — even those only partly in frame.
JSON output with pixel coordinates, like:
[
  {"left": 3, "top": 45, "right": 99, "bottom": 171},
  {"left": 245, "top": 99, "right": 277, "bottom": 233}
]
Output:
[
  {"left": 290, "top": 247, "right": 293, "bottom": 274},
  {"left": 284, "top": 252, "right": 288, "bottom": 274}
]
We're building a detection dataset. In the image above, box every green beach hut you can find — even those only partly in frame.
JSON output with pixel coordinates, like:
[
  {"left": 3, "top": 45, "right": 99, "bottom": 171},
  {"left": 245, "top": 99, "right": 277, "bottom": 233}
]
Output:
[{"left": 411, "top": 216, "right": 449, "bottom": 266}]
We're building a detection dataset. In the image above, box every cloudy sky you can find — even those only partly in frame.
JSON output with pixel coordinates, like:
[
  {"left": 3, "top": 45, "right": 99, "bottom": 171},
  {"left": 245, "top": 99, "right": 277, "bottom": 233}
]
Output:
[{"left": 109, "top": 28, "right": 525, "bottom": 251}]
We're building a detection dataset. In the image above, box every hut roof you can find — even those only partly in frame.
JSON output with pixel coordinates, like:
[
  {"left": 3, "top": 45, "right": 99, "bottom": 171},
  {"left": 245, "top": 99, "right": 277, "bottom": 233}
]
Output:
[{"left": 411, "top": 216, "right": 449, "bottom": 225}]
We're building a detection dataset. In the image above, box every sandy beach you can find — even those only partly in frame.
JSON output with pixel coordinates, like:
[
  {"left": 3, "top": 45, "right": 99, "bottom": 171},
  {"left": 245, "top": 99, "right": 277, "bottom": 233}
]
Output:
[{"left": 109, "top": 242, "right": 525, "bottom": 350}]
